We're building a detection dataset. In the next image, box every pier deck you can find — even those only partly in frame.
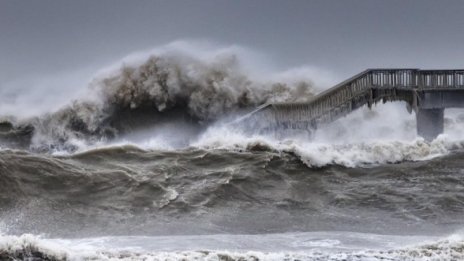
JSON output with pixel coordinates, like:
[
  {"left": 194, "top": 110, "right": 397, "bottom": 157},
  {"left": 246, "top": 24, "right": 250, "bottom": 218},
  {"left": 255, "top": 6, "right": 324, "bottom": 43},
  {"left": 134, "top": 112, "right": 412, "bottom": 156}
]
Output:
[{"left": 239, "top": 69, "right": 464, "bottom": 140}]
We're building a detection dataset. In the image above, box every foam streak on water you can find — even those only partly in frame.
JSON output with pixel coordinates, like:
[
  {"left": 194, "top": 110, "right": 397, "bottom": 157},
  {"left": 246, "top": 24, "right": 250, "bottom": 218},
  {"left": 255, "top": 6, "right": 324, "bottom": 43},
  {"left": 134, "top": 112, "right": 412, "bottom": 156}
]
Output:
[{"left": 1, "top": 232, "right": 464, "bottom": 261}]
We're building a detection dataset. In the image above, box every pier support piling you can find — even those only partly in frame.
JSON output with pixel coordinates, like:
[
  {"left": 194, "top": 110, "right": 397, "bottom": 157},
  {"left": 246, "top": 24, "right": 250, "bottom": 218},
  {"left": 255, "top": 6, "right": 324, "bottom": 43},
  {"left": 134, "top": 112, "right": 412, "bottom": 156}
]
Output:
[{"left": 416, "top": 108, "right": 444, "bottom": 141}]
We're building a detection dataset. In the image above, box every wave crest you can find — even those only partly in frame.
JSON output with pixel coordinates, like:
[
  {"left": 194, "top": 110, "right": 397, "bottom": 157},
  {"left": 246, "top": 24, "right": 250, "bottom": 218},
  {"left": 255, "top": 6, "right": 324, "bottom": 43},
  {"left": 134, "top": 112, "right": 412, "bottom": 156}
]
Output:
[
  {"left": 1, "top": 233, "right": 463, "bottom": 261},
  {"left": 1, "top": 44, "right": 319, "bottom": 151}
]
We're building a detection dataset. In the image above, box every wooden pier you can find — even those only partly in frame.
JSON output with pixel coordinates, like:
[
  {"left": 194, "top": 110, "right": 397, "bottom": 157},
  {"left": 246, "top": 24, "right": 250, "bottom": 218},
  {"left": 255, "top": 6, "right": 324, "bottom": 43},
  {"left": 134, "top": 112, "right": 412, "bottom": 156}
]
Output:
[{"left": 238, "top": 69, "right": 464, "bottom": 140}]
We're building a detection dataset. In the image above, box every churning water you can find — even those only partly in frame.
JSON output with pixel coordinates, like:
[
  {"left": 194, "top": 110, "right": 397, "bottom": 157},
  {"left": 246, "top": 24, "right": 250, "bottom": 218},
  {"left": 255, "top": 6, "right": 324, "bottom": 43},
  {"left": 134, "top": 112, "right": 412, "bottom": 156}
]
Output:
[{"left": 1, "top": 42, "right": 464, "bottom": 260}]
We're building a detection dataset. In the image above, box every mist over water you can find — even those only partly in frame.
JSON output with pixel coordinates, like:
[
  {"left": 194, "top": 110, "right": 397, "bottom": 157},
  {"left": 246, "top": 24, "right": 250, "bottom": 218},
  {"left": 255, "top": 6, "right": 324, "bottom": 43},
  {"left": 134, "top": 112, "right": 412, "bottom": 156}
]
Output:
[
  {"left": 2, "top": 42, "right": 464, "bottom": 260},
  {"left": 0, "top": 41, "right": 337, "bottom": 153}
]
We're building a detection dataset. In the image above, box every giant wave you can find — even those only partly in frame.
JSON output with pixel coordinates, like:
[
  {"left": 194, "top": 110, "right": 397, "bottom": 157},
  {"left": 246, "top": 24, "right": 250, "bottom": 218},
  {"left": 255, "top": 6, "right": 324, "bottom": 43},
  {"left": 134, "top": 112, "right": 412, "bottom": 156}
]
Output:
[{"left": 0, "top": 42, "right": 322, "bottom": 153}]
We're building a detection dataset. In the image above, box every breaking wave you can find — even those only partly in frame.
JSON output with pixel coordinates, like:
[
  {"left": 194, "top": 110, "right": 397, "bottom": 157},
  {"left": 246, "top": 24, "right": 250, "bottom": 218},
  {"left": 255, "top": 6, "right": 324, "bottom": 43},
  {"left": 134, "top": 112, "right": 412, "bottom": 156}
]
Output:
[
  {"left": 192, "top": 129, "right": 464, "bottom": 168},
  {"left": 0, "top": 42, "right": 322, "bottom": 152},
  {"left": 1, "top": 233, "right": 463, "bottom": 260},
  {"left": 185, "top": 103, "right": 464, "bottom": 168},
  {"left": 2, "top": 41, "right": 464, "bottom": 168}
]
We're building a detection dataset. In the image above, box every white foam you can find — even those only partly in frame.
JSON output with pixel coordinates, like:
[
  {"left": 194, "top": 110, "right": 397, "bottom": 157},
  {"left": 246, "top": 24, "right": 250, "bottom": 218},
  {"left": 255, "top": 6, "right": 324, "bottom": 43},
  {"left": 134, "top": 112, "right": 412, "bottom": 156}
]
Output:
[
  {"left": 0, "top": 234, "right": 67, "bottom": 260},
  {"left": 50, "top": 101, "right": 464, "bottom": 168},
  {"left": 63, "top": 113, "right": 464, "bottom": 168},
  {"left": 0, "top": 232, "right": 463, "bottom": 261},
  {"left": 193, "top": 132, "right": 454, "bottom": 168}
]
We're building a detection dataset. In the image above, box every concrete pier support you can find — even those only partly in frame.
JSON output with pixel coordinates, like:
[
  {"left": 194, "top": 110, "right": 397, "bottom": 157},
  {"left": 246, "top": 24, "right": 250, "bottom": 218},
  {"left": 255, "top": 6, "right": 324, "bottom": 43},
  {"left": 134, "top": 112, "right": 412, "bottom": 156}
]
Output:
[{"left": 416, "top": 108, "right": 444, "bottom": 141}]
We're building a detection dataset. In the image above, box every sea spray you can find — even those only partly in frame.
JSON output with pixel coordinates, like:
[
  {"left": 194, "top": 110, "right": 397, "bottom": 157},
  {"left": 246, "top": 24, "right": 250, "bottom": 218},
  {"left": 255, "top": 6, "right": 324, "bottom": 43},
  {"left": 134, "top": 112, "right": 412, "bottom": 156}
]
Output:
[{"left": 0, "top": 42, "right": 327, "bottom": 152}]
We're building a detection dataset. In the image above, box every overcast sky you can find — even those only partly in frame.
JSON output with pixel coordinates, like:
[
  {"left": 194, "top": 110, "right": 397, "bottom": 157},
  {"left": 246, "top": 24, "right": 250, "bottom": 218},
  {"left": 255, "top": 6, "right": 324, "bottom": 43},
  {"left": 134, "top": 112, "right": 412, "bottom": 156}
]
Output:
[{"left": 1, "top": 0, "right": 463, "bottom": 85}]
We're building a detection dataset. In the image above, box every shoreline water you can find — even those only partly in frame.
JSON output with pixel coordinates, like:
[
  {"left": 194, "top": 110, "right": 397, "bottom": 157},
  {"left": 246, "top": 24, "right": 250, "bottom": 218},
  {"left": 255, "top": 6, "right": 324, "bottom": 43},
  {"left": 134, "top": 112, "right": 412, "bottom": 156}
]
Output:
[{"left": 1, "top": 231, "right": 463, "bottom": 260}]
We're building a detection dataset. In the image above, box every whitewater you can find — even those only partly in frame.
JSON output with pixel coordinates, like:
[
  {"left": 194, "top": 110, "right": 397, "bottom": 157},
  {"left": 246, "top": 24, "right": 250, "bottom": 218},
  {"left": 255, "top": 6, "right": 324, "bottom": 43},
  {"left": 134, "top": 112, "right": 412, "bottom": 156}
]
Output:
[{"left": 1, "top": 42, "right": 464, "bottom": 260}]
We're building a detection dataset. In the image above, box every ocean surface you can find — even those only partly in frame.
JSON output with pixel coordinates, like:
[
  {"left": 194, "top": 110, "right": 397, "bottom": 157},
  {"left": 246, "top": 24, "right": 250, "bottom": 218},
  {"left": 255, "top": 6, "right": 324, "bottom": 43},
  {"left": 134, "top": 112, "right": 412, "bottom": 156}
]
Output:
[{"left": 1, "top": 43, "right": 464, "bottom": 260}]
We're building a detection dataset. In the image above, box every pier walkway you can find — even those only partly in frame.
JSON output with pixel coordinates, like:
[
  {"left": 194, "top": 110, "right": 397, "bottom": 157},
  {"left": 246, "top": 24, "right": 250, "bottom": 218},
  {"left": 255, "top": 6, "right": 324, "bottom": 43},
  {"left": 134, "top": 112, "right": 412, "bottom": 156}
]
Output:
[{"left": 239, "top": 69, "right": 464, "bottom": 140}]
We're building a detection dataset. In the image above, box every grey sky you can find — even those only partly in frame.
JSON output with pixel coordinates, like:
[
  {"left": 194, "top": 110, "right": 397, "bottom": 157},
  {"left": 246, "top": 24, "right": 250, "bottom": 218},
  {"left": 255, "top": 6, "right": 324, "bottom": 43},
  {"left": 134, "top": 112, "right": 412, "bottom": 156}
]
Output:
[{"left": 1, "top": 0, "right": 463, "bottom": 84}]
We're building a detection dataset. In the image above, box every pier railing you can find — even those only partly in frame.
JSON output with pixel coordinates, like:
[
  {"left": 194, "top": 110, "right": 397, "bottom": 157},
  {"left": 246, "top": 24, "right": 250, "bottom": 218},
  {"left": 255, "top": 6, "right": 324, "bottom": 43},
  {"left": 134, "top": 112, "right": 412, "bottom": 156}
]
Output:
[{"left": 239, "top": 69, "right": 464, "bottom": 130}]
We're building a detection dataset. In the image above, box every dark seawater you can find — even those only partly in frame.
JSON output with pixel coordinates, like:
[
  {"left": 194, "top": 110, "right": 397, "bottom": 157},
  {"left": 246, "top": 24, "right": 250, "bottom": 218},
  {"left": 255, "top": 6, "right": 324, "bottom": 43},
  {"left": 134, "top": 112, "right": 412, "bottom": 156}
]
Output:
[{"left": 1, "top": 145, "right": 464, "bottom": 260}]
